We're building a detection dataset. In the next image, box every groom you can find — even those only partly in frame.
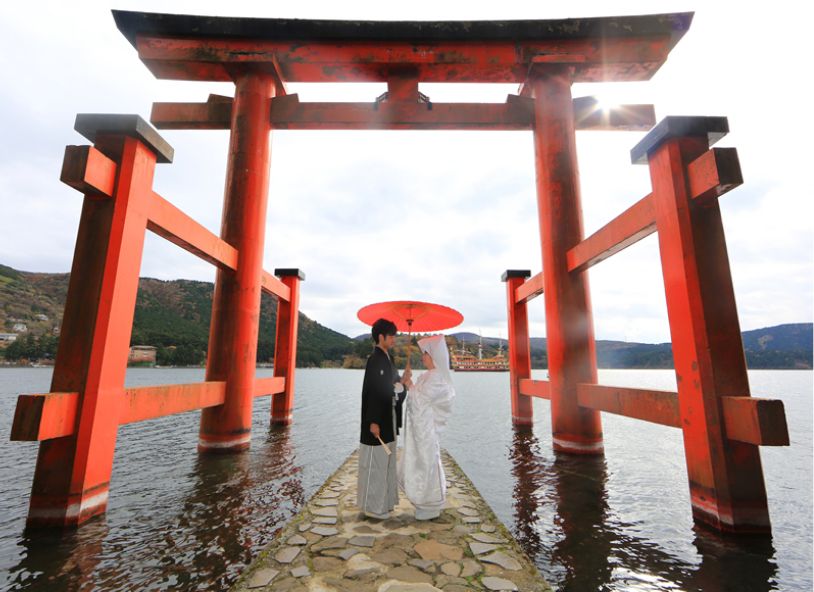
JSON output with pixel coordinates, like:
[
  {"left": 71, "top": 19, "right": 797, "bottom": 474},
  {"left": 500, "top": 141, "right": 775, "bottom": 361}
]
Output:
[{"left": 357, "top": 318, "right": 409, "bottom": 519}]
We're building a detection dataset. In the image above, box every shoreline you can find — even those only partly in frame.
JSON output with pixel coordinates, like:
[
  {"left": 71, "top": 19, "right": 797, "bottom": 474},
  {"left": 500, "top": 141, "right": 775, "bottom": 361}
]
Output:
[{"left": 1, "top": 362, "right": 810, "bottom": 371}]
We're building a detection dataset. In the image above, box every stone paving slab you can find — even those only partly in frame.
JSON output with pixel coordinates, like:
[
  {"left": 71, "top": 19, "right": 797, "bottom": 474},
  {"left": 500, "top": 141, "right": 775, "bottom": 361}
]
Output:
[{"left": 231, "top": 450, "right": 552, "bottom": 592}]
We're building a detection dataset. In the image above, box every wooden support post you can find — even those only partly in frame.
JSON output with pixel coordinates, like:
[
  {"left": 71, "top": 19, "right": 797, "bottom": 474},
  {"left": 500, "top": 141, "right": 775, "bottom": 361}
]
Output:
[
  {"left": 271, "top": 269, "right": 304, "bottom": 425},
  {"left": 633, "top": 115, "right": 773, "bottom": 533},
  {"left": 27, "top": 115, "right": 170, "bottom": 527},
  {"left": 502, "top": 270, "right": 533, "bottom": 426},
  {"left": 530, "top": 68, "right": 603, "bottom": 455},
  {"left": 387, "top": 71, "right": 420, "bottom": 103},
  {"left": 199, "top": 71, "right": 276, "bottom": 453}
]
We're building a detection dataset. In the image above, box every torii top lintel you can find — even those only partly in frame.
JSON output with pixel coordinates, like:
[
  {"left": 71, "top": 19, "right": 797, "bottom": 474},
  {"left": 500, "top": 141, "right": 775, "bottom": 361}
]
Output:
[{"left": 112, "top": 10, "right": 693, "bottom": 85}]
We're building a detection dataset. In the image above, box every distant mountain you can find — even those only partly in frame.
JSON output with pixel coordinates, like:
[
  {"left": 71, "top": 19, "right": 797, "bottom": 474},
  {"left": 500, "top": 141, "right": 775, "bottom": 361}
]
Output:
[
  {"left": 594, "top": 340, "right": 675, "bottom": 369},
  {"left": 450, "top": 324, "right": 812, "bottom": 370},
  {"left": 0, "top": 265, "right": 353, "bottom": 367},
  {"left": 740, "top": 323, "right": 813, "bottom": 369},
  {"left": 2, "top": 264, "right": 810, "bottom": 369},
  {"left": 741, "top": 323, "right": 812, "bottom": 351}
]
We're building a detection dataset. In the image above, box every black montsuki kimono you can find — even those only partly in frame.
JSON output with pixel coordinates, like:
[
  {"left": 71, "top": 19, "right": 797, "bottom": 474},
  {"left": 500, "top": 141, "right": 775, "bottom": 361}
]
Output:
[{"left": 359, "top": 346, "right": 405, "bottom": 446}]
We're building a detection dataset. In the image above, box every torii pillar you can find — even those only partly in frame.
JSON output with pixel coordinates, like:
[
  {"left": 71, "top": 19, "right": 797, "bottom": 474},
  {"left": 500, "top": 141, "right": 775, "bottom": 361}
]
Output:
[
  {"left": 199, "top": 71, "right": 277, "bottom": 452},
  {"left": 530, "top": 67, "right": 603, "bottom": 455}
]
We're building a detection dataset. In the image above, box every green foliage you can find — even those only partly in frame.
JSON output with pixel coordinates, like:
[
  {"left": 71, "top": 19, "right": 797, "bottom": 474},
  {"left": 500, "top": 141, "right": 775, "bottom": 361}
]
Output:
[
  {"left": 157, "top": 344, "right": 205, "bottom": 367},
  {"left": 0, "top": 264, "right": 22, "bottom": 281},
  {"left": 746, "top": 349, "right": 813, "bottom": 369},
  {"left": 595, "top": 343, "right": 674, "bottom": 369},
  {"left": 128, "top": 278, "right": 356, "bottom": 367},
  {"left": 295, "top": 315, "right": 355, "bottom": 367},
  {"left": 130, "top": 278, "right": 212, "bottom": 353},
  {"left": 3, "top": 333, "right": 58, "bottom": 361},
  {"left": 531, "top": 351, "right": 548, "bottom": 369},
  {"left": 0, "top": 269, "right": 357, "bottom": 367}
]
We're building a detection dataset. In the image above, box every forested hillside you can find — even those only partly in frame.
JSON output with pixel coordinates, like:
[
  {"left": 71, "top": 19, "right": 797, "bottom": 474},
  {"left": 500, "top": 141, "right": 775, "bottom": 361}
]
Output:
[
  {"left": 2, "top": 264, "right": 811, "bottom": 369},
  {"left": 0, "top": 265, "right": 353, "bottom": 367}
]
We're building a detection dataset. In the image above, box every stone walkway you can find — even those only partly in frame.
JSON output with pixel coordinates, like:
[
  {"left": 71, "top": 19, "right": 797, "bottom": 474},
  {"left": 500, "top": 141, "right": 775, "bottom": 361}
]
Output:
[{"left": 231, "top": 450, "right": 552, "bottom": 592}]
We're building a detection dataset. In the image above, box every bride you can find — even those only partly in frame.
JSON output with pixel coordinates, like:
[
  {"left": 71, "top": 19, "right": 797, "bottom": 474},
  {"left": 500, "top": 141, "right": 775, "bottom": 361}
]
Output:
[{"left": 400, "top": 335, "right": 456, "bottom": 520}]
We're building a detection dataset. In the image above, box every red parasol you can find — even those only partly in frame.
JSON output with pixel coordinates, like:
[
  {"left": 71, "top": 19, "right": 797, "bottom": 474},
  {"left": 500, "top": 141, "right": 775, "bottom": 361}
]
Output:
[
  {"left": 358, "top": 300, "right": 463, "bottom": 370},
  {"left": 357, "top": 300, "right": 463, "bottom": 333}
]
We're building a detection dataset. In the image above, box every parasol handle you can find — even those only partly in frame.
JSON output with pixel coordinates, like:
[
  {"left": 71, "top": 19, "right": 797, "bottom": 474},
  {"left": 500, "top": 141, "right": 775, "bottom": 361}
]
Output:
[{"left": 405, "top": 318, "right": 413, "bottom": 372}]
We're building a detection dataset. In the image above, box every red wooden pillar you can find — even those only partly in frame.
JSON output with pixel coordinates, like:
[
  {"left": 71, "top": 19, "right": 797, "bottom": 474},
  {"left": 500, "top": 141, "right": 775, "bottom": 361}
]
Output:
[
  {"left": 200, "top": 71, "right": 276, "bottom": 452},
  {"left": 530, "top": 69, "right": 603, "bottom": 455},
  {"left": 502, "top": 270, "right": 533, "bottom": 426},
  {"left": 634, "top": 116, "right": 771, "bottom": 532},
  {"left": 271, "top": 268, "right": 304, "bottom": 425},
  {"left": 27, "top": 115, "right": 172, "bottom": 527}
]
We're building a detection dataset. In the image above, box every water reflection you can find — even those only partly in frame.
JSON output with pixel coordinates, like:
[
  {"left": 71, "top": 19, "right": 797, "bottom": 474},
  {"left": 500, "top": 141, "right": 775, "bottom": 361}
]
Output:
[
  {"left": 550, "top": 451, "right": 613, "bottom": 591},
  {"left": 509, "top": 427, "right": 613, "bottom": 588},
  {"left": 507, "top": 428, "right": 780, "bottom": 592},
  {"left": 508, "top": 427, "right": 547, "bottom": 558},
  {"left": 5, "top": 423, "right": 305, "bottom": 591},
  {"left": 168, "top": 424, "right": 305, "bottom": 590},
  {"left": 691, "top": 528, "right": 777, "bottom": 592},
  {"left": 263, "top": 423, "right": 306, "bottom": 512},
  {"left": 9, "top": 523, "right": 107, "bottom": 591},
  {"left": 170, "top": 450, "right": 256, "bottom": 589}
]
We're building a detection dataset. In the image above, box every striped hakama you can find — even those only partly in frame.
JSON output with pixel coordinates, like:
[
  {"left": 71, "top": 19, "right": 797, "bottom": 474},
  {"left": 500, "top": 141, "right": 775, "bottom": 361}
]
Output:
[{"left": 357, "top": 396, "right": 398, "bottom": 517}]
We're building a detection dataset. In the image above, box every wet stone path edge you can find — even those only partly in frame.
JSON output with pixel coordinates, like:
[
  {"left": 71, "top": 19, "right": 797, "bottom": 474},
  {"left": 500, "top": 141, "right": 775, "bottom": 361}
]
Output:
[{"left": 230, "top": 449, "right": 552, "bottom": 592}]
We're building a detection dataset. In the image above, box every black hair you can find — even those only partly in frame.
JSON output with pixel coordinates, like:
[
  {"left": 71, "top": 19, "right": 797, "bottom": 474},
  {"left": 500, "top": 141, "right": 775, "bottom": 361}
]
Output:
[{"left": 371, "top": 318, "right": 397, "bottom": 344}]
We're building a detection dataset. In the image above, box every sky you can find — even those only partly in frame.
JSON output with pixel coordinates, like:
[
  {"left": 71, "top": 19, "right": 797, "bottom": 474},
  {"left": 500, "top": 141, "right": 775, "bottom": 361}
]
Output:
[{"left": 1, "top": 1, "right": 812, "bottom": 343}]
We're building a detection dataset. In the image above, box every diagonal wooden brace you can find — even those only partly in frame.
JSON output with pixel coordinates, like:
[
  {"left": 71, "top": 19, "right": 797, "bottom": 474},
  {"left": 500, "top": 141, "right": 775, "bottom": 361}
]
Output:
[{"left": 567, "top": 146, "right": 743, "bottom": 274}]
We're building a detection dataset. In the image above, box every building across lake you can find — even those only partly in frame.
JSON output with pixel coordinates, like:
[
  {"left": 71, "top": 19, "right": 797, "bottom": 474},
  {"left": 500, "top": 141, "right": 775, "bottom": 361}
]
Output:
[
  {"left": 128, "top": 345, "right": 157, "bottom": 367},
  {"left": 450, "top": 336, "right": 509, "bottom": 372}
]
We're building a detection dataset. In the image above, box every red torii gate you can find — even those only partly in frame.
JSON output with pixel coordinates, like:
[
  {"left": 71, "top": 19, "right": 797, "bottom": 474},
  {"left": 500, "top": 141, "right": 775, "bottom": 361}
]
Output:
[{"left": 9, "top": 10, "right": 789, "bottom": 535}]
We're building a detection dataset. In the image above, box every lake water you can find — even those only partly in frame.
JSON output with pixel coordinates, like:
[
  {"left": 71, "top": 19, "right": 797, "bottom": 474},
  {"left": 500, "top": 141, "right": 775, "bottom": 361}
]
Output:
[{"left": 0, "top": 368, "right": 810, "bottom": 591}]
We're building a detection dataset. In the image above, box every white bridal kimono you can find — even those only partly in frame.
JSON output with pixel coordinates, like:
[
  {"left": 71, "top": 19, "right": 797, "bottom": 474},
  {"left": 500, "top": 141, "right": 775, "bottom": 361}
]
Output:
[{"left": 398, "top": 335, "right": 456, "bottom": 520}]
